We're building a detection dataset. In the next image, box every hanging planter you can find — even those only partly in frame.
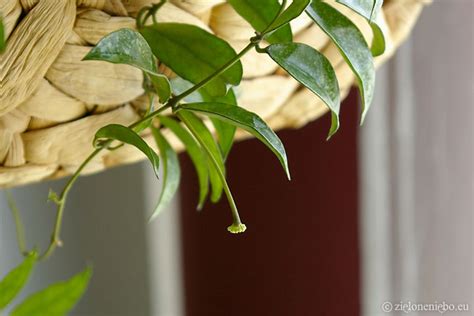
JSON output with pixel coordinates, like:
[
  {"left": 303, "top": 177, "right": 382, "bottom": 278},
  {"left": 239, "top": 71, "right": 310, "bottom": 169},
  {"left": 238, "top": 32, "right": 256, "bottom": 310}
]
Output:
[{"left": 0, "top": 0, "right": 428, "bottom": 187}]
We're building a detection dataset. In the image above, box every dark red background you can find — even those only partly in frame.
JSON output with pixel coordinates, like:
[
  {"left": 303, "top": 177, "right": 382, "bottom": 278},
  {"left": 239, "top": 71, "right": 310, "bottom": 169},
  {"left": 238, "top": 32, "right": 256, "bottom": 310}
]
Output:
[{"left": 179, "top": 90, "right": 360, "bottom": 316}]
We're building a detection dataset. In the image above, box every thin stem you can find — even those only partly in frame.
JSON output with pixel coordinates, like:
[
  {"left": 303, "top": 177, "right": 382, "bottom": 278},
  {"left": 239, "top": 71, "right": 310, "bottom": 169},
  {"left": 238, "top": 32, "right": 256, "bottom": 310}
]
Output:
[
  {"left": 6, "top": 190, "right": 28, "bottom": 256},
  {"left": 136, "top": 6, "right": 151, "bottom": 29},
  {"left": 39, "top": 103, "right": 171, "bottom": 261},
  {"left": 172, "top": 42, "right": 258, "bottom": 105},
  {"left": 39, "top": 29, "right": 261, "bottom": 259},
  {"left": 39, "top": 147, "right": 103, "bottom": 261},
  {"left": 177, "top": 113, "right": 243, "bottom": 230}
]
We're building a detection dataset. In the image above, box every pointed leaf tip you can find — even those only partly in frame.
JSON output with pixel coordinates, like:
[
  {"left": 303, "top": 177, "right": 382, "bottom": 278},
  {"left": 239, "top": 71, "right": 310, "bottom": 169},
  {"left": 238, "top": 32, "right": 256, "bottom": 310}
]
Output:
[{"left": 266, "top": 42, "right": 341, "bottom": 137}]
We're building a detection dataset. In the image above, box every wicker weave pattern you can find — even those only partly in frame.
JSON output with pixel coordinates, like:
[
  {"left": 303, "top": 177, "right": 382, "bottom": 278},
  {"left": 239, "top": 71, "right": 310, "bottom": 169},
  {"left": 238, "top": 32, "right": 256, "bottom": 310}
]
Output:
[{"left": 0, "top": 0, "right": 428, "bottom": 187}]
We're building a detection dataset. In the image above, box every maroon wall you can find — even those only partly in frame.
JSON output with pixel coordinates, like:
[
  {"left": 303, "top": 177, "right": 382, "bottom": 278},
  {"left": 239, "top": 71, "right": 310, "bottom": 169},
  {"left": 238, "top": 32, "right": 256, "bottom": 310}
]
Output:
[{"left": 179, "top": 90, "right": 360, "bottom": 316}]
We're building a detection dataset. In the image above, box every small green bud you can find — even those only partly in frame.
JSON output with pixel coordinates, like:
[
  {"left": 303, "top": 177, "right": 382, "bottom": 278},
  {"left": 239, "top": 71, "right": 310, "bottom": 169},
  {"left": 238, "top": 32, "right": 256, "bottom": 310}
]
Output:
[
  {"left": 227, "top": 223, "right": 247, "bottom": 234},
  {"left": 48, "top": 189, "right": 61, "bottom": 205}
]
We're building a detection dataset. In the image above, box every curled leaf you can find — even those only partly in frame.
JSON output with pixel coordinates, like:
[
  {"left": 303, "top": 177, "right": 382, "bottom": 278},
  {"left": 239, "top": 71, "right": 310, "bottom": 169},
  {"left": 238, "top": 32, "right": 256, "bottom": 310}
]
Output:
[
  {"left": 335, "top": 0, "right": 386, "bottom": 56},
  {"left": 83, "top": 28, "right": 171, "bottom": 102},
  {"left": 177, "top": 111, "right": 225, "bottom": 203},
  {"left": 94, "top": 124, "right": 160, "bottom": 178},
  {"left": 150, "top": 127, "right": 181, "bottom": 220},
  {"left": 178, "top": 102, "right": 290, "bottom": 180},
  {"left": 266, "top": 42, "right": 340, "bottom": 138},
  {"left": 159, "top": 116, "right": 209, "bottom": 210},
  {"left": 177, "top": 110, "right": 245, "bottom": 231},
  {"left": 306, "top": 0, "right": 375, "bottom": 123}
]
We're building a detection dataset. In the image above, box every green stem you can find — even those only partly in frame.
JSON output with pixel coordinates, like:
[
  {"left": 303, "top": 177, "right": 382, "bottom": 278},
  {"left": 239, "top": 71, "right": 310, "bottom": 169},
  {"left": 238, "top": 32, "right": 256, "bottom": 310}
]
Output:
[
  {"left": 6, "top": 190, "right": 28, "bottom": 256},
  {"left": 177, "top": 113, "right": 244, "bottom": 232},
  {"left": 39, "top": 31, "right": 261, "bottom": 259},
  {"left": 171, "top": 42, "right": 258, "bottom": 105},
  {"left": 39, "top": 103, "right": 171, "bottom": 261},
  {"left": 39, "top": 147, "right": 103, "bottom": 261}
]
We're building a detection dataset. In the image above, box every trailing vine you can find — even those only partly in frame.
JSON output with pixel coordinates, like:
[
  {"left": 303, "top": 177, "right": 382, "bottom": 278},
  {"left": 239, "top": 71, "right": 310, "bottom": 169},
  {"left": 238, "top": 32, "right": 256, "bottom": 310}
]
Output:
[{"left": 1, "top": 0, "right": 385, "bottom": 314}]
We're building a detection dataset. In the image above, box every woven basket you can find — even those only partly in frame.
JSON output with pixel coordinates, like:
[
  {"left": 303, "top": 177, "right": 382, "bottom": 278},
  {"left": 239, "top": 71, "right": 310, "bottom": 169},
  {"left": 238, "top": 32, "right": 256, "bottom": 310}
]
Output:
[{"left": 0, "top": 0, "right": 428, "bottom": 187}]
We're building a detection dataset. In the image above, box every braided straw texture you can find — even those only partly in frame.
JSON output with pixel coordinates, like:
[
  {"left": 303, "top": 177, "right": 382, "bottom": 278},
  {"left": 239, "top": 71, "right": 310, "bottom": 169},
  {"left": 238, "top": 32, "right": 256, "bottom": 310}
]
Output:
[{"left": 0, "top": 0, "right": 429, "bottom": 187}]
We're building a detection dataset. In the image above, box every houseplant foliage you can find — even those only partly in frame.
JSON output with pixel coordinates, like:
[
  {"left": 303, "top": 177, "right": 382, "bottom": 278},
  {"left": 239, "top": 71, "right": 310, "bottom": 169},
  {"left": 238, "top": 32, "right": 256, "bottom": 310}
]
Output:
[{"left": 1, "top": 0, "right": 384, "bottom": 313}]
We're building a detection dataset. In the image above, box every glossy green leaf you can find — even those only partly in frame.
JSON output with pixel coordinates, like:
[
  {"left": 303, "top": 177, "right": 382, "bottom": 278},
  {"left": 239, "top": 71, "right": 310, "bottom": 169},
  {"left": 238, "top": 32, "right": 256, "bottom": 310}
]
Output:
[
  {"left": 83, "top": 28, "right": 171, "bottom": 102},
  {"left": 0, "top": 252, "right": 36, "bottom": 309},
  {"left": 227, "top": 0, "right": 293, "bottom": 44},
  {"left": 10, "top": 267, "right": 92, "bottom": 316},
  {"left": 94, "top": 124, "right": 160, "bottom": 178},
  {"left": 159, "top": 116, "right": 209, "bottom": 210},
  {"left": 0, "top": 16, "right": 5, "bottom": 53},
  {"left": 267, "top": 0, "right": 310, "bottom": 34},
  {"left": 171, "top": 77, "right": 237, "bottom": 160},
  {"left": 140, "top": 23, "right": 242, "bottom": 97},
  {"left": 335, "top": 0, "right": 386, "bottom": 56},
  {"left": 179, "top": 102, "right": 290, "bottom": 180},
  {"left": 266, "top": 43, "right": 340, "bottom": 138},
  {"left": 83, "top": 28, "right": 156, "bottom": 73},
  {"left": 306, "top": 0, "right": 375, "bottom": 123},
  {"left": 177, "top": 111, "right": 225, "bottom": 203},
  {"left": 150, "top": 127, "right": 181, "bottom": 220}
]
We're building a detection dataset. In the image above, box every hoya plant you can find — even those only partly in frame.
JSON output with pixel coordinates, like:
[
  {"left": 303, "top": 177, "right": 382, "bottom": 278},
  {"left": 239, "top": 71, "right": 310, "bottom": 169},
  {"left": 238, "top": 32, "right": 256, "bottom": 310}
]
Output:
[{"left": 1, "top": 0, "right": 384, "bottom": 314}]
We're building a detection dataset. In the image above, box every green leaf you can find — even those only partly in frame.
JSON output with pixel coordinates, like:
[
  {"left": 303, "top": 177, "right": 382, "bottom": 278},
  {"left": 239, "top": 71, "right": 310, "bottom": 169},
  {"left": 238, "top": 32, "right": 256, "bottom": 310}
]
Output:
[
  {"left": 148, "top": 73, "right": 172, "bottom": 103},
  {"left": 266, "top": 43, "right": 340, "bottom": 138},
  {"left": 150, "top": 127, "right": 181, "bottom": 220},
  {"left": 83, "top": 28, "right": 171, "bottom": 102},
  {"left": 170, "top": 77, "right": 237, "bottom": 160},
  {"left": 10, "top": 267, "right": 92, "bottom": 316},
  {"left": 267, "top": 0, "right": 310, "bottom": 34},
  {"left": 177, "top": 111, "right": 225, "bottom": 203},
  {"left": 159, "top": 116, "right": 209, "bottom": 210},
  {"left": 336, "top": 0, "right": 373, "bottom": 19},
  {"left": 140, "top": 23, "right": 243, "bottom": 97},
  {"left": 306, "top": 0, "right": 375, "bottom": 123},
  {"left": 0, "top": 252, "right": 36, "bottom": 309},
  {"left": 0, "top": 16, "right": 5, "bottom": 53},
  {"left": 227, "top": 0, "right": 293, "bottom": 44},
  {"left": 369, "top": 14, "right": 385, "bottom": 56},
  {"left": 335, "top": 0, "right": 386, "bottom": 56},
  {"left": 83, "top": 28, "right": 156, "bottom": 73},
  {"left": 178, "top": 102, "right": 290, "bottom": 179},
  {"left": 94, "top": 124, "right": 160, "bottom": 178}
]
